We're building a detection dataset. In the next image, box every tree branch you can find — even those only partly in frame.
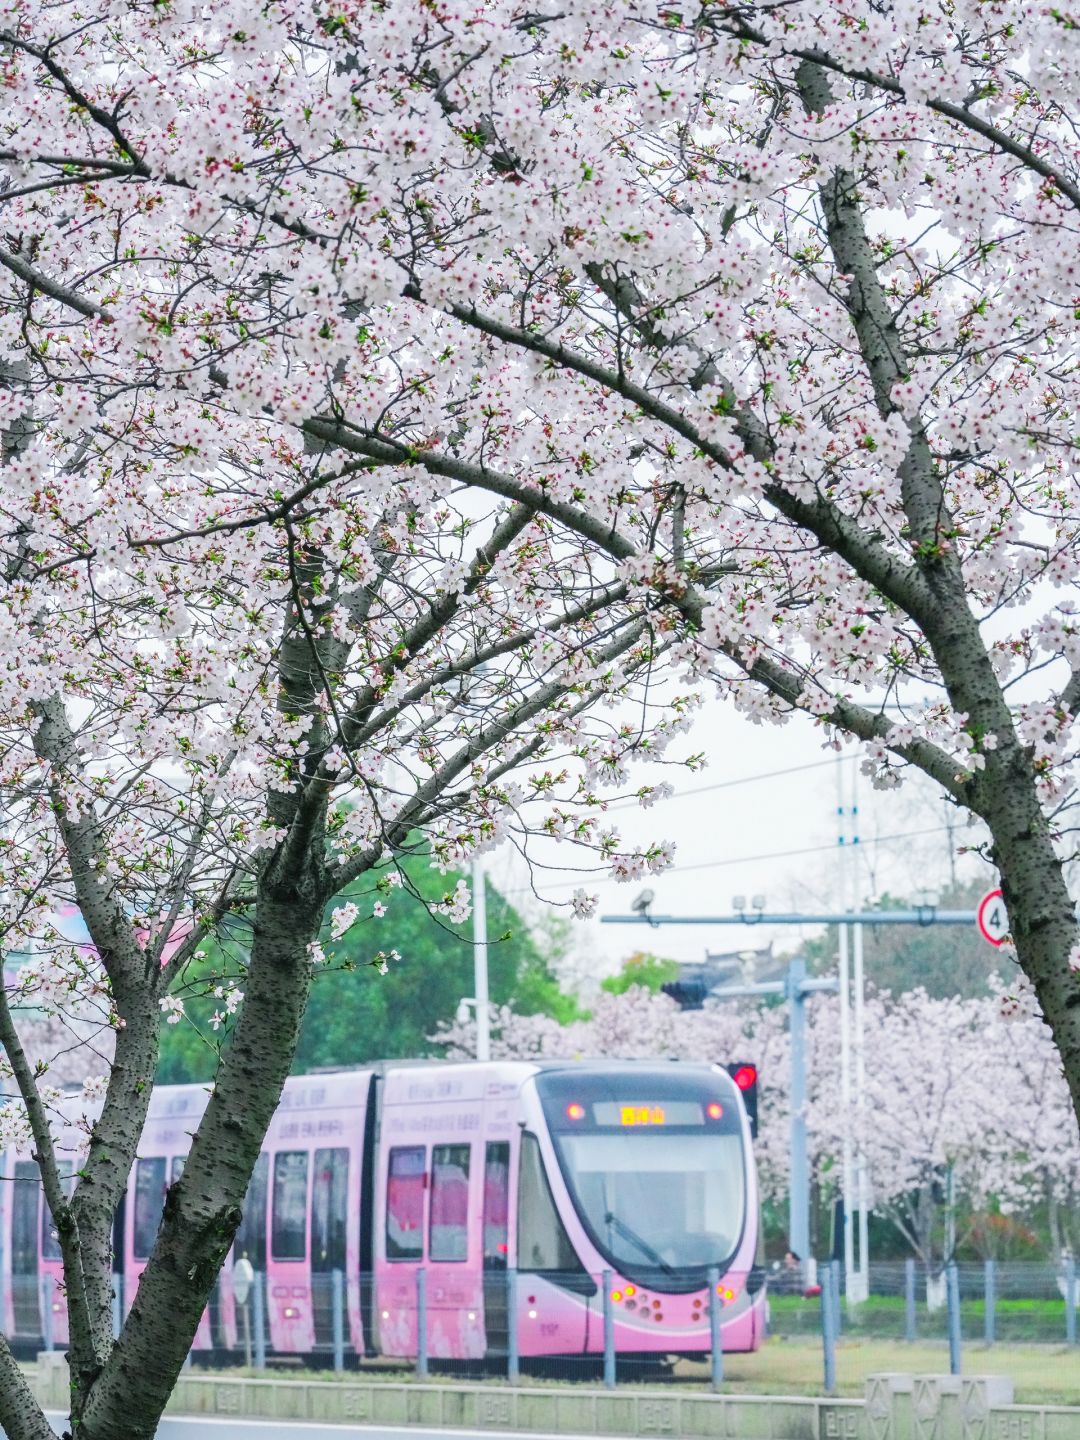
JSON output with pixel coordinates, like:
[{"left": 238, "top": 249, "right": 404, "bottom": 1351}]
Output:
[
  {"left": 325, "top": 617, "right": 651, "bottom": 895},
  {"left": 415, "top": 298, "right": 928, "bottom": 617},
  {"left": 302, "top": 429, "right": 970, "bottom": 803},
  {"left": 0, "top": 1335, "right": 54, "bottom": 1440},
  {"left": 0, "top": 976, "right": 96, "bottom": 1375},
  {"left": 711, "top": 16, "right": 1080, "bottom": 216}
]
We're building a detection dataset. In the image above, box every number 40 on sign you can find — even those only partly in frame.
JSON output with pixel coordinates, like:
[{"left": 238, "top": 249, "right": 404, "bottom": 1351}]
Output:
[{"left": 977, "top": 888, "right": 1009, "bottom": 947}]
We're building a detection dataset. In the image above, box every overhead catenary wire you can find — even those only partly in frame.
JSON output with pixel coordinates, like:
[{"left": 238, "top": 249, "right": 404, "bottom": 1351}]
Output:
[
  {"left": 515, "top": 821, "right": 960, "bottom": 893},
  {"left": 606, "top": 756, "right": 840, "bottom": 810}
]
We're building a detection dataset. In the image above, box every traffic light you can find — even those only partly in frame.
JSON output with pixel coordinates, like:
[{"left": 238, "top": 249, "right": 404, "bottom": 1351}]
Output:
[
  {"left": 726, "top": 1061, "right": 759, "bottom": 1138},
  {"left": 661, "top": 975, "right": 708, "bottom": 1010}
]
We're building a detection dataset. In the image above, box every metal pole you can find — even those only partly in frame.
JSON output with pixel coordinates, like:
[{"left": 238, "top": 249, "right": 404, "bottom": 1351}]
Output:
[
  {"left": 851, "top": 766, "right": 869, "bottom": 1309},
  {"left": 507, "top": 1268, "right": 519, "bottom": 1383},
  {"left": 241, "top": 1295, "right": 252, "bottom": 1369},
  {"left": 821, "top": 1261, "right": 837, "bottom": 1396},
  {"left": 473, "top": 857, "right": 490, "bottom": 1062},
  {"left": 945, "top": 1164, "right": 956, "bottom": 1264},
  {"left": 984, "top": 1260, "right": 995, "bottom": 1346},
  {"left": 41, "top": 1274, "right": 53, "bottom": 1352},
  {"left": 788, "top": 958, "right": 810, "bottom": 1267},
  {"left": 707, "top": 1264, "right": 723, "bottom": 1391},
  {"left": 416, "top": 1267, "right": 429, "bottom": 1377},
  {"left": 1066, "top": 1256, "right": 1077, "bottom": 1346},
  {"left": 837, "top": 764, "right": 855, "bottom": 1312},
  {"left": 332, "top": 1268, "right": 345, "bottom": 1372},
  {"left": 253, "top": 1270, "right": 266, "bottom": 1370},
  {"left": 601, "top": 909, "right": 980, "bottom": 927},
  {"left": 905, "top": 1258, "right": 916, "bottom": 1343},
  {"left": 831, "top": 1259, "right": 842, "bottom": 1340},
  {"left": 947, "top": 1263, "right": 962, "bottom": 1375},
  {"left": 602, "top": 1269, "right": 616, "bottom": 1389}
]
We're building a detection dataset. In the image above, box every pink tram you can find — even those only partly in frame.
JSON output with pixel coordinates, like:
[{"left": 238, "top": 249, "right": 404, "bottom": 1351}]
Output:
[{"left": 1, "top": 1060, "right": 766, "bottom": 1362}]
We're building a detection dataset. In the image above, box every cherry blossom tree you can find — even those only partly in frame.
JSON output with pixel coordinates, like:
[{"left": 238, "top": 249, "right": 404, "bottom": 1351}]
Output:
[{"left": 1, "top": 0, "right": 1080, "bottom": 1434}]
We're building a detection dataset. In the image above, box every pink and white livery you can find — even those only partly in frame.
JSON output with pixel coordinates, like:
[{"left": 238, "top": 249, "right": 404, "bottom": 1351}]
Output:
[{"left": 1, "top": 1059, "right": 766, "bottom": 1361}]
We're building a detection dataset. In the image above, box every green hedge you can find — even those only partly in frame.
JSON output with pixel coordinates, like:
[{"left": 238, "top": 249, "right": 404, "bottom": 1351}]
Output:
[{"left": 767, "top": 1293, "right": 1071, "bottom": 1343}]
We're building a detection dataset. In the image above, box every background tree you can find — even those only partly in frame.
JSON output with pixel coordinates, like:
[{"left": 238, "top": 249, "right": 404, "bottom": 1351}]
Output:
[
  {"left": 600, "top": 950, "right": 681, "bottom": 996},
  {"left": 157, "top": 851, "right": 578, "bottom": 1083}
]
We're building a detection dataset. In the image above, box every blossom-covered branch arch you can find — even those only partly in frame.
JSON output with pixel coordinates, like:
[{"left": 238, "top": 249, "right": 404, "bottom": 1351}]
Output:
[{"left": 0, "top": 1, "right": 1078, "bottom": 1435}]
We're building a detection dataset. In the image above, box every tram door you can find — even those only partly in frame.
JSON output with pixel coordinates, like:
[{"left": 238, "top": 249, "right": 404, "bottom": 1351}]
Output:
[
  {"left": 311, "top": 1147, "right": 349, "bottom": 1350},
  {"left": 12, "top": 1161, "right": 41, "bottom": 1339},
  {"left": 482, "top": 1142, "right": 511, "bottom": 1358}
]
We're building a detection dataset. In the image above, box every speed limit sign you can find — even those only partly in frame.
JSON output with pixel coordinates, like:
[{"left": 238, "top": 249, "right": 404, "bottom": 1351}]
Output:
[{"left": 977, "top": 888, "right": 1009, "bottom": 947}]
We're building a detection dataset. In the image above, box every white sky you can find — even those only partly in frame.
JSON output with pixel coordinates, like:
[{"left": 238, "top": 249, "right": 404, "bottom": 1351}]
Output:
[{"left": 486, "top": 696, "right": 996, "bottom": 991}]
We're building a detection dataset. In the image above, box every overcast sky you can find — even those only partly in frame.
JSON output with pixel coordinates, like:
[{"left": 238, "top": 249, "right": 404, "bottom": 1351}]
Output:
[{"left": 486, "top": 695, "right": 997, "bottom": 990}]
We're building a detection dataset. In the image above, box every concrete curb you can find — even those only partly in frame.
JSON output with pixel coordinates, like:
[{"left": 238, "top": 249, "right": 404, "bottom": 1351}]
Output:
[{"left": 32, "top": 1358, "right": 1080, "bottom": 1438}]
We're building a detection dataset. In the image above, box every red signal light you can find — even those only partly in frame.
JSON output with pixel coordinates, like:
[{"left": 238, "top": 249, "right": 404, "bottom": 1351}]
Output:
[
  {"left": 566, "top": 1102, "right": 585, "bottom": 1120},
  {"left": 732, "top": 1064, "right": 757, "bottom": 1091}
]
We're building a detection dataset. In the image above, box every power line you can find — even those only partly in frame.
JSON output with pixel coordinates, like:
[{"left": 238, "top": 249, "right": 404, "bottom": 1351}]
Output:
[
  {"left": 522, "top": 822, "right": 955, "bottom": 893},
  {"left": 608, "top": 756, "right": 839, "bottom": 810},
  {"left": 661, "top": 824, "right": 953, "bottom": 876}
]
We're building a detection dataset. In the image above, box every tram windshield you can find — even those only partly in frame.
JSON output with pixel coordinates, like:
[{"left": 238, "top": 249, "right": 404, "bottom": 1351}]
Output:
[{"left": 536, "top": 1068, "right": 747, "bottom": 1286}]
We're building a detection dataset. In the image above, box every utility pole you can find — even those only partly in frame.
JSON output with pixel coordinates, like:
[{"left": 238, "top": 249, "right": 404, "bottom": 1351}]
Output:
[
  {"left": 473, "top": 855, "right": 490, "bottom": 1062},
  {"left": 837, "top": 763, "right": 857, "bottom": 1304},
  {"left": 843, "top": 760, "right": 870, "bottom": 1306}
]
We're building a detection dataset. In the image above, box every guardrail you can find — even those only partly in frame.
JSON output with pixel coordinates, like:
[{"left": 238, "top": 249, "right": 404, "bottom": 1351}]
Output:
[{"left": 25, "top": 1259, "right": 1079, "bottom": 1395}]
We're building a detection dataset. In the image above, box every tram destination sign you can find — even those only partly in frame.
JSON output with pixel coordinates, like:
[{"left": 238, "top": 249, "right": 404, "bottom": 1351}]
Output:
[{"left": 592, "top": 1100, "right": 707, "bottom": 1127}]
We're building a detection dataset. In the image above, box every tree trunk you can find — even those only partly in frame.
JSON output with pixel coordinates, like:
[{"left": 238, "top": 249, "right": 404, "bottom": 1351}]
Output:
[
  {"left": 923, "top": 603, "right": 1080, "bottom": 1117},
  {"left": 0, "top": 1343, "right": 57, "bottom": 1440},
  {"left": 76, "top": 888, "right": 320, "bottom": 1440}
]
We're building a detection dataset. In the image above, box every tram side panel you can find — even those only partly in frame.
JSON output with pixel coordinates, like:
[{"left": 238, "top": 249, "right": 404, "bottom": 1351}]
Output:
[
  {"left": 0, "top": 1104, "right": 103, "bottom": 1353},
  {"left": 374, "top": 1064, "right": 490, "bottom": 1361},
  {"left": 256, "top": 1071, "right": 369, "bottom": 1357},
  {"left": 124, "top": 1084, "right": 221, "bottom": 1351}
]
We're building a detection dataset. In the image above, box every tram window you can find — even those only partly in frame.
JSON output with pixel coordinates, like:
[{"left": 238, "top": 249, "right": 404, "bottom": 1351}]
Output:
[
  {"left": 483, "top": 1142, "right": 510, "bottom": 1269},
  {"left": 13, "top": 1161, "right": 40, "bottom": 1275},
  {"left": 312, "top": 1147, "right": 349, "bottom": 1270},
  {"left": 41, "top": 1163, "right": 75, "bottom": 1261},
  {"left": 517, "top": 1133, "right": 578, "bottom": 1273},
  {"left": 386, "top": 1146, "right": 425, "bottom": 1262},
  {"left": 430, "top": 1144, "right": 470, "bottom": 1262},
  {"left": 133, "top": 1157, "right": 168, "bottom": 1260},
  {"left": 234, "top": 1152, "right": 268, "bottom": 1267},
  {"left": 272, "top": 1151, "right": 309, "bottom": 1261}
]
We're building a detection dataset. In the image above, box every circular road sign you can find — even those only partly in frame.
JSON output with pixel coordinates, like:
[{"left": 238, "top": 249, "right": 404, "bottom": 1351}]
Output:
[{"left": 977, "top": 888, "right": 1009, "bottom": 947}]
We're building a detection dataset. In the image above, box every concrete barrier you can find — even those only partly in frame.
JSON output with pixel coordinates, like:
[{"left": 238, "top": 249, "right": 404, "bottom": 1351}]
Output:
[{"left": 31, "top": 1358, "right": 1079, "bottom": 1439}]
